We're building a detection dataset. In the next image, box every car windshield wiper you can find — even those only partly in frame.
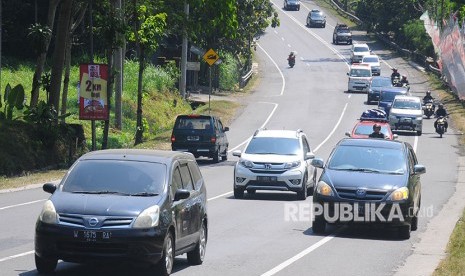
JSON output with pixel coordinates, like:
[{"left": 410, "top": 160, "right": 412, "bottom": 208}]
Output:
[
  {"left": 131, "top": 192, "right": 159, "bottom": 197},
  {"left": 71, "top": 190, "right": 130, "bottom": 195},
  {"left": 340, "top": 168, "right": 382, "bottom": 173}
]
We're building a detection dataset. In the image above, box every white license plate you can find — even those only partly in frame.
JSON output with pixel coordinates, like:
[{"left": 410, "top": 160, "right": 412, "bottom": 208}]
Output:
[
  {"left": 74, "top": 230, "right": 112, "bottom": 242},
  {"left": 187, "top": 136, "right": 199, "bottom": 141}
]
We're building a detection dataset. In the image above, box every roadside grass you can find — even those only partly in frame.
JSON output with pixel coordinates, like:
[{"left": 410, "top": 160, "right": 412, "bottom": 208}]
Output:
[
  {"left": 434, "top": 213, "right": 465, "bottom": 275},
  {"left": 0, "top": 170, "right": 68, "bottom": 191}
]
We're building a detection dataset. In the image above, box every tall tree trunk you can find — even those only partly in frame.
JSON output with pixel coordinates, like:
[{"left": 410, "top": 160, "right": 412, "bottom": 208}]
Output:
[
  {"left": 60, "top": 3, "right": 87, "bottom": 123},
  {"left": 49, "top": 0, "right": 73, "bottom": 114},
  {"left": 102, "top": 51, "right": 114, "bottom": 149},
  {"left": 113, "top": 0, "right": 123, "bottom": 130},
  {"left": 30, "top": 0, "right": 61, "bottom": 107},
  {"left": 134, "top": 47, "right": 144, "bottom": 146}
]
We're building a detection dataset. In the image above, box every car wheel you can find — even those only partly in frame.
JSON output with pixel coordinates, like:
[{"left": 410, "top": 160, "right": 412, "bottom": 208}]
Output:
[
  {"left": 187, "top": 221, "right": 207, "bottom": 265},
  {"left": 398, "top": 224, "right": 411, "bottom": 239},
  {"left": 322, "top": 23, "right": 326, "bottom": 28},
  {"left": 247, "top": 189, "right": 256, "bottom": 196},
  {"left": 156, "top": 232, "right": 174, "bottom": 275},
  {"left": 307, "top": 171, "right": 316, "bottom": 194},
  {"left": 35, "top": 254, "right": 57, "bottom": 274},
  {"left": 212, "top": 148, "right": 220, "bottom": 163},
  {"left": 296, "top": 176, "right": 308, "bottom": 200},
  {"left": 234, "top": 187, "right": 244, "bottom": 199},
  {"left": 312, "top": 215, "right": 326, "bottom": 234},
  {"left": 221, "top": 148, "right": 228, "bottom": 161},
  {"left": 417, "top": 130, "right": 422, "bottom": 136},
  {"left": 411, "top": 215, "right": 418, "bottom": 231}
]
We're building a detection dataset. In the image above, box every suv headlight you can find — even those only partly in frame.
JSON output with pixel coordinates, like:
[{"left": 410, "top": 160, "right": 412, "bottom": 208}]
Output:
[
  {"left": 416, "top": 116, "right": 423, "bottom": 121},
  {"left": 239, "top": 159, "right": 254, "bottom": 168},
  {"left": 284, "top": 161, "right": 301, "bottom": 169},
  {"left": 133, "top": 205, "right": 160, "bottom": 228},
  {"left": 39, "top": 200, "right": 58, "bottom": 224},
  {"left": 316, "top": 181, "right": 334, "bottom": 196},
  {"left": 389, "top": 187, "right": 409, "bottom": 201}
]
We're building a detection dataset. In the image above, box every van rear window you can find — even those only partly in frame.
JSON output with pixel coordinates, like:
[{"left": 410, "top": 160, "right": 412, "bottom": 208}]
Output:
[{"left": 175, "top": 117, "right": 212, "bottom": 130}]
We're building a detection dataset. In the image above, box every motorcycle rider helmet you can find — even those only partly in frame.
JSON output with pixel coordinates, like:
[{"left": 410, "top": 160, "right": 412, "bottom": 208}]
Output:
[
  {"left": 373, "top": 123, "right": 381, "bottom": 131},
  {"left": 438, "top": 103, "right": 444, "bottom": 109},
  {"left": 426, "top": 91, "right": 431, "bottom": 96},
  {"left": 401, "top": 75, "right": 407, "bottom": 80},
  {"left": 392, "top": 68, "right": 398, "bottom": 72}
]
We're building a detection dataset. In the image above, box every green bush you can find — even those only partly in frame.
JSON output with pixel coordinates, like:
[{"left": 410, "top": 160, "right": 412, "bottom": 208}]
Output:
[
  {"left": 401, "top": 19, "right": 435, "bottom": 57},
  {"left": 219, "top": 52, "right": 239, "bottom": 91}
]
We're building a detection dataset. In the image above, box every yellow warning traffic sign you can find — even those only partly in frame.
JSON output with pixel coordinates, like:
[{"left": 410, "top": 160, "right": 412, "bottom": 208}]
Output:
[{"left": 203, "top": 48, "right": 219, "bottom": 66}]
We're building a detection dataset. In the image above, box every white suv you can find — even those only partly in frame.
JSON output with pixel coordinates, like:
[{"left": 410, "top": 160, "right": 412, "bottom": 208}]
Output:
[
  {"left": 350, "top": 43, "right": 371, "bottom": 63},
  {"left": 388, "top": 96, "right": 423, "bottom": 135},
  {"left": 347, "top": 63, "right": 372, "bottom": 93},
  {"left": 232, "top": 129, "right": 316, "bottom": 200}
]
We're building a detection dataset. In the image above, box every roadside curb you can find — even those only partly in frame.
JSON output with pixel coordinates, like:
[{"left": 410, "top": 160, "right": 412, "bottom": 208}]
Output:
[
  {"left": 408, "top": 60, "right": 426, "bottom": 73},
  {"left": 395, "top": 157, "right": 465, "bottom": 275}
]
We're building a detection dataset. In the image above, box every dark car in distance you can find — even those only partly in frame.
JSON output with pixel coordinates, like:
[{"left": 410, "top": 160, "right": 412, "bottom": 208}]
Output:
[
  {"left": 333, "top": 23, "right": 352, "bottom": 45},
  {"left": 284, "top": 0, "right": 300, "bottom": 10},
  {"left": 367, "top": 76, "right": 393, "bottom": 104},
  {"left": 35, "top": 149, "right": 208, "bottom": 275},
  {"left": 378, "top": 87, "right": 409, "bottom": 116},
  {"left": 171, "top": 114, "right": 229, "bottom": 163},
  {"left": 311, "top": 138, "right": 425, "bottom": 239},
  {"left": 307, "top": 9, "right": 326, "bottom": 28}
]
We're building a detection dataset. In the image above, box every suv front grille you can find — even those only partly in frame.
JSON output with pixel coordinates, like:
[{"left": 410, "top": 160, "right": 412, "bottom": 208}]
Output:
[
  {"left": 335, "top": 188, "right": 387, "bottom": 201},
  {"left": 250, "top": 162, "right": 287, "bottom": 174}
]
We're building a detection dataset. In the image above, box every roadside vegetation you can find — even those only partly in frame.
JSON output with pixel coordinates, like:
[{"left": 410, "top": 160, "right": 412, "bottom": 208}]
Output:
[{"left": 434, "top": 211, "right": 465, "bottom": 275}]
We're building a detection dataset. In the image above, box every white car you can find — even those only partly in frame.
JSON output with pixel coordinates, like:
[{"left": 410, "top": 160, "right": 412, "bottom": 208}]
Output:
[
  {"left": 232, "top": 129, "right": 316, "bottom": 200},
  {"left": 362, "top": 54, "right": 381, "bottom": 76},
  {"left": 388, "top": 96, "right": 423, "bottom": 135},
  {"left": 347, "top": 63, "right": 372, "bottom": 93},
  {"left": 351, "top": 43, "right": 371, "bottom": 63}
]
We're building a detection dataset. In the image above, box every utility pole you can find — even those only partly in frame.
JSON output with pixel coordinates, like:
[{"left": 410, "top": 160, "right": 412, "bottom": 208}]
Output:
[
  {"left": 179, "top": 0, "right": 189, "bottom": 98},
  {"left": 113, "top": 0, "right": 123, "bottom": 130}
]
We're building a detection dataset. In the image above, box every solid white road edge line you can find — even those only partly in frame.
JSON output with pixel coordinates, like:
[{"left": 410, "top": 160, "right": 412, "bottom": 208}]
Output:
[
  {"left": 260, "top": 231, "right": 340, "bottom": 276},
  {"left": 0, "top": 250, "right": 34, "bottom": 262},
  {"left": 314, "top": 103, "right": 348, "bottom": 153},
  {"left": 0, "top": 199, "right": 46, "bottom": 211},
  {"left": 257, "top": 43, "right": 286, "bottom": 96}
]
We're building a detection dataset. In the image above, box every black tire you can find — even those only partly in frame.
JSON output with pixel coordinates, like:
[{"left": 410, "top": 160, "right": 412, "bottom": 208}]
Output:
[
  {"left": 221, "top": 148, "right": 228, "bottom": 161},
  {"left": 187, "top": 222, "right": 207, "bottom": 265},
  {"left": 234, "top": 187, "right": 244, "bottom": 199},
  {"left": 296, "top": 176, "right": 308, "bottom": 200},
  {"left": 156, "top": 232, "right": 174, "bottom": 276},
  {"left": 247, "top": 189, "right": 256, "bottom": 195},
  {"left": 398, "top": 225, "right": 411, "bottom": 239},
  {"left": 417, "top": 131, "right": 422, "bottom": 136},
  {"left": 312, "top": 216, "right": 326, "bottom": 234},
  {"left": 212, "top": 148, "right": 220, "bottom": 163},
  {"left": 35, "top": 254, "right": 57, "bottom": 274},
  {"left": 440, "top": 133, "right": 443, "bottom": 138},
  {"left": 411, "top": 215, "right": 418, "bottom": 231}
]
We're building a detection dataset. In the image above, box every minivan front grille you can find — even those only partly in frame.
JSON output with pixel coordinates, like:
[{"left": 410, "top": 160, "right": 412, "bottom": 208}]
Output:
[
  {"left": 58, "top": 214, "right": 134, "bottom": 229},
  {"left": 335, "top": 188, "right": 388, "bottom": 201}
]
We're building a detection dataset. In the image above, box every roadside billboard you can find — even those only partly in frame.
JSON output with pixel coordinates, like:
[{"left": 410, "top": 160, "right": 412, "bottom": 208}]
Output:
[{"left": 79, "top": 64, "right": 109, "bottom": 120}]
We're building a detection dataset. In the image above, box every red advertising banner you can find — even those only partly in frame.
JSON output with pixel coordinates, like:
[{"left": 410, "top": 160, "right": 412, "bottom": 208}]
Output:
[{"left": 79, "top": 64, "right": 109, "bottom": 120}]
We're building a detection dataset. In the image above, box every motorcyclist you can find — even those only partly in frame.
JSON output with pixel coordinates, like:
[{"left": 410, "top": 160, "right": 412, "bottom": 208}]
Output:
[
  {"left": 287, "top": 52, "right": 296, "bottom": 66},
  {"left": 391, "top": 68, "right": 400, "bottom": 83},
  {"left": 434, "top": 103, "right": 448, "bottom": 132},
  {"left": 369, "top": 123, "right": 386, "bottom": 139},
  {"left": 423, "top": 90, "right": 435, "bottom": 108},
  {"left": 400, "top": 75, "right": 409, "bottom": 86}
]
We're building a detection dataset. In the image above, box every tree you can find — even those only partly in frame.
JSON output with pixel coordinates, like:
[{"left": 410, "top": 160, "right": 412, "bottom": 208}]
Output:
[{"left": 128, "top": 1, "right": 166, "bottom": 145}]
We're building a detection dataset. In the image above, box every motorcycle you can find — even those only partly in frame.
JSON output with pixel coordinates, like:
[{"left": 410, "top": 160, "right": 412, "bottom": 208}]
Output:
[
  {"left": 423, "top": 99, "right": 435, "bottom": 119},
  {"left": 288, "top": 55, "right": 295, "bottom": 68},
  {"left": 435, "top": 116, "right": 447, "bottom": 138}
]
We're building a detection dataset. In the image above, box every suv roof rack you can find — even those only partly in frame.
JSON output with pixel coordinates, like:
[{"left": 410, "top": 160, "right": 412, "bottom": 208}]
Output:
[{"left": 253, "top": 128, "right": 267, "bottom": 136}]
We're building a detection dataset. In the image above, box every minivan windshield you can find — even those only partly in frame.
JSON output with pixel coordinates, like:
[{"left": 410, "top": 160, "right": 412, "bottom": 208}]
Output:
[
  {"left": 328, "top": 145, "right": 406, "bottom": 174},
  {"left": 245, "top": 137, "right": 301, "bottom": 155},
  {"left": 392, "top": 99, "right": 421, "bottom": 110},
  {"left": 350, "top": 69, "right": 371, "bottom": 77},
  {"left": 62, "top": 160, "right": 166, "bottom": 195}
]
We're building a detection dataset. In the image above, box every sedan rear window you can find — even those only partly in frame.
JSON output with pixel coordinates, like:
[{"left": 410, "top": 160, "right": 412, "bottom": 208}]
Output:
[
  {"left": 245, "top": 137, "right": 300, "bottom": 155},
  {"left": 371, "top": 78, "right": 392, "bottom": 87},
  {"left": 174, "top": 117, "right": 212, "bottom": 130},
  {"left": 62, "top": 160, "right": 167, "bottom": 195},
  {"left": 354, "top": 46, "right": 369, "bottom": 52},
  {"left": 328, "top": 145, "right": 406, "bottom": 173}
]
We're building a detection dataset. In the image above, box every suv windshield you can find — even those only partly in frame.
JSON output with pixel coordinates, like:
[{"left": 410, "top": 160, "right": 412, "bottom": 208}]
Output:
[
  {"left": 350, "top": 69, "right": 371, "bottom": 77},
  {"left": 354, "top": 46, "right": 369, "bottom": 52},
  {"left": 372, "top": 78, "right": 392, "bottom": 87},
  {"left": 392, "top": 100, "right": 421, "bottom": 109},
  {"left": 62, "top": 160, "right": 166, "bottom": 195},
  {"left": 175, "top": 117, "right": 212, "bottom": 130},
  {"left": 245, "top": 137, "right": 300, "bottom": 155},
  {"left": 328, "top": 145, "right": 406, "bottom": 174}
]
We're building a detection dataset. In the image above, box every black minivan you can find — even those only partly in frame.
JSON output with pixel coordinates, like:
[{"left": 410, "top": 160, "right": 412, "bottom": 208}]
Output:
[
  {"left": 35, "top": 149, "right": 208, "bottom": 275},
  {"left": 171, "top": 114, "right": 229, "bottom": 163}
]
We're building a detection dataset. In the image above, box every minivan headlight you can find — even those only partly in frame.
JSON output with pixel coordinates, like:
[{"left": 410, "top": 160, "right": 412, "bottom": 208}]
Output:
[
  {"left": 39, "top": 200, "right": 58, "bottom": 224},
  {"left": 389, "top": 187, "right": 409, "bottom": 201},
  {"left": 239, "top": 159, "right": 254, "bottom": 168},
  {"left": 284, "top": 161, "right": 301, "bottom": 169},
  {"left": 316, "top": 181, "right": 334, "bottom": 196},
  {"left": 133, "top": 205, "right": 160, "bottom": 229}
]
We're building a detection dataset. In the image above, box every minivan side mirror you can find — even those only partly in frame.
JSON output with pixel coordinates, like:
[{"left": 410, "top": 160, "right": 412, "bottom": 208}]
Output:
[
  {"left": 305, "top": 152, "right": 315, "bottom": 160},
  {"left": 393, "top": 134, "right": 398, "bottom": 140},
  {"left": 232, "top": 150, "right": 241, "bottom": 157},
  {"left": 311, "top": 158, "right": 324, "bottom": 168},
  {"left": 224, "top": 127, "right": 229, "bottom": 132},
  {"left": 345, "top": 132, "right": 351, "bottom": 137},
  {"left": 174, "top": 189, "right": 190, "bottom": 201},
  {"left": 43, "top": 183, "right": 57, "bottom": 194},
  {"left": 413, "top": 164, "right": 426, "bottom": 175}
]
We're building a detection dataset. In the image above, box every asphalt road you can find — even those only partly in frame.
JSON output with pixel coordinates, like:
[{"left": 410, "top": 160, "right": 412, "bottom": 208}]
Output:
[{"left": 0, "top": 1, "right": 461, "bottom": 275}]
